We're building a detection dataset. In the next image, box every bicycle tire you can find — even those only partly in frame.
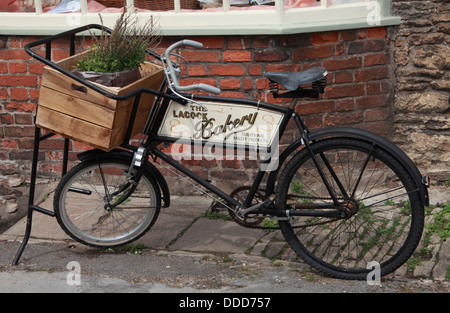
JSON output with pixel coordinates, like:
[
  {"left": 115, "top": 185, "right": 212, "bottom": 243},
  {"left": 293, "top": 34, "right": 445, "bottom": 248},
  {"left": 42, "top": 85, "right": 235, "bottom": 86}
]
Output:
[
  {"left": 276, "top": 137, "right": 424, "bottom": 280},
  {"left": 54, "top": 158, "right": 161, "bottom": 248}
]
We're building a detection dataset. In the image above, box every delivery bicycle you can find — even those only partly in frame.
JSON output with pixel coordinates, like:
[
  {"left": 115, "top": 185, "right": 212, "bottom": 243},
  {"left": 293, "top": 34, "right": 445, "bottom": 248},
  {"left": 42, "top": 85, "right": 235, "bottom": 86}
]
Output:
[{"left": 16, "top": 24, "right": 430, "bottom": 280}]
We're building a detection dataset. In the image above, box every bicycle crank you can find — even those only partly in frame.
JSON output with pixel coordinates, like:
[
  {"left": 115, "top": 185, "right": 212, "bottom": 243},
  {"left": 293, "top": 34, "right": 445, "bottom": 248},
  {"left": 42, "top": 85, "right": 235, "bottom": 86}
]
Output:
[
  {"left": 220, "top": 186, "right": 276, "bottom": 229},
  {"left": 236, "top": 194, "right": 276, "bottom": 217}
]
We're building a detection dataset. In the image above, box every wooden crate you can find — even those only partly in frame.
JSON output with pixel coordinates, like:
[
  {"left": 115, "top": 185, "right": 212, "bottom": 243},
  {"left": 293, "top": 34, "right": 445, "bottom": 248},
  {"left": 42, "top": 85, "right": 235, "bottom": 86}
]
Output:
[{"left": 36, "top": 52, "right": 164, "bottom": 151}]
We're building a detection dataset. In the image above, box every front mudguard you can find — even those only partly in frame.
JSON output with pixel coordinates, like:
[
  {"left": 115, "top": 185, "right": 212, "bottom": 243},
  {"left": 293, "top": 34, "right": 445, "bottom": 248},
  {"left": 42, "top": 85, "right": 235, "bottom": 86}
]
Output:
[
  {"left": 266, "top": 127, "right": 429, "bottom": 206},
  {"left": 77, "top": 149, "right": 170, "bottom": 208}
]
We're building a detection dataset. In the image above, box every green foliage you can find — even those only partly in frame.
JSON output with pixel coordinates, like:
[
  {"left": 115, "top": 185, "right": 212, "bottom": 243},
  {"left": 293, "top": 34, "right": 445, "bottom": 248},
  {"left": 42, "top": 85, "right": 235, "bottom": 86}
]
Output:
[
  {"left": 260, "top": 218, "right": 278, "bottom": 232},
  {"left": 200, "top": 210, "right": 231, "bottom": 221},
  {"left": 77, "top": 12, "right": 160, "bottom": 73},
  {"left": 290, "top": 181, "right": 313, "bottom": 204},
  {"left": 425, "top": 203, "right": 450, "bottom": 242}
]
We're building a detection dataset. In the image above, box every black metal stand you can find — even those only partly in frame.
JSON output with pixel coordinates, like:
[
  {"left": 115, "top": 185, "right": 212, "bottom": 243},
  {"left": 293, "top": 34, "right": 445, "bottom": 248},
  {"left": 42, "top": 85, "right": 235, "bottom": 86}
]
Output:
[
  {"left": 11, "top": 25, "right": 102, "bottom": 265},
  {"left": 12, "top": 127, "right": 69, "bottom": 265}
]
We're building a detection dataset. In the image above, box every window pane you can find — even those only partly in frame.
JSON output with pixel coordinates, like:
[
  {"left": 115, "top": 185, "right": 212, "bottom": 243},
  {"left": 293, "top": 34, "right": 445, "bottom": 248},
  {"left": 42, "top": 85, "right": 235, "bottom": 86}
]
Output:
[
  {"left": 0, "top": 0, "right": 33, "bottom": 12},
  {"left": 46, "top": 0, "right": 81, "bottom": 13},
  {"left": 198, "top": 0, "right": 222, "bottom": 10},
  {"left": 0, "top": 0, "right": 88, "bottom": 12},
  {"left": 331, "top": 0, "right": 364, "bottom": 4},
  {"left": 134, "top": 0, "right": 201, "bottom": 11},
  {"left": 285, "top": 0, "right": 320, "bottom": 9},
  {"left": 0, "top": 0, "right": 332, "bottom": 13},
  {"left": 89, "top": 0, "right": 124, "bottom": 12}
]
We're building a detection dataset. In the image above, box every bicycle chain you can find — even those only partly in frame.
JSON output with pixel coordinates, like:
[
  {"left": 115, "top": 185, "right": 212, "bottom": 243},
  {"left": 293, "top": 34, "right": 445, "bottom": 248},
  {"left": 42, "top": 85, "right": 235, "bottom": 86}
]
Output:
[
  {"left": 226, "top": 187, "right": 340, "bottom": 230},
  {"left": 231, "top": 210, "right": 339, "bottom": 230}
]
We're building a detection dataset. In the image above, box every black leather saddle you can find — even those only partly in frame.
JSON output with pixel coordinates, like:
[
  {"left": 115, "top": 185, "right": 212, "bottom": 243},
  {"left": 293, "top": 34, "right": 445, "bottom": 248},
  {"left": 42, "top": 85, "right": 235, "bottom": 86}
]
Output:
[{"left": 264, "top": 67, "right": 328, "bottom": 91}]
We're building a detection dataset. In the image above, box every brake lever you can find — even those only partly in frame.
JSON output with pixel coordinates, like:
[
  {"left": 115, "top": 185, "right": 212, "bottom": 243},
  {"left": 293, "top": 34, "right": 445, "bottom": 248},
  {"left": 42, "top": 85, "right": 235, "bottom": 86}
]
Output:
[
  {"left": 170, "top": 52, "right": 188, "bottom": 63},
  {"left": 161, "top": 53, "right": 208, "bottom": 111},
  {"left": 172, "top": 88, "right": 209, "bottom": 111}
]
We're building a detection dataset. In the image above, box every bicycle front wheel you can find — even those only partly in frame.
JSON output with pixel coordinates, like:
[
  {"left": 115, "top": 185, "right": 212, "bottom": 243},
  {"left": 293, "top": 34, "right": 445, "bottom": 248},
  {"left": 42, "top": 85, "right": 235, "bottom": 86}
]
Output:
[
  {"left": 54, "top": 158, "right": 161, "bottom": 248},
  {"left": 276, "top": 137, "right": 424, "bottom": 280}
]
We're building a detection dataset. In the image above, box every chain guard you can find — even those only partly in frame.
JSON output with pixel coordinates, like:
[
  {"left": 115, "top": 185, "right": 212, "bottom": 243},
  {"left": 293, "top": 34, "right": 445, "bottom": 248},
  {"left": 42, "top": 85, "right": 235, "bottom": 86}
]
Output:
[
  {"left": 209, "top": 186, "right": 340, "bottom": 230},
  {"left": 209, "top": 186, "right": 279, "bottom": 229}
]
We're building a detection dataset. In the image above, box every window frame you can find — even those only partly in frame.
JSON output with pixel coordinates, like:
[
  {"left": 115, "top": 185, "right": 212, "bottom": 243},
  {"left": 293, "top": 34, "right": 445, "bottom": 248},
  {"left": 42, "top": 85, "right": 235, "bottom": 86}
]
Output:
[{"left": 0, "top": 0, "right": 400, "bottom": 36}]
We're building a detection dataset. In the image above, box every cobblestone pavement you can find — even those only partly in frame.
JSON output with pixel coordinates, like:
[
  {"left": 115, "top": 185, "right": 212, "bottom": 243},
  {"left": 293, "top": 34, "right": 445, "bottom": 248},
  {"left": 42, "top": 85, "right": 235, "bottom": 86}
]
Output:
[{"left": 0, "top": 183, "right": 448, "bottom": 293}]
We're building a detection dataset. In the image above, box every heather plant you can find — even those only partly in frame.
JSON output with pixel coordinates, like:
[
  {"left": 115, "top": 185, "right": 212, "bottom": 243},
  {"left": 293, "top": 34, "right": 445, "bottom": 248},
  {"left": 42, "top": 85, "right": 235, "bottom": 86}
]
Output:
[{"left": 77, "top": 12, "right": 160, "bottom": 73}]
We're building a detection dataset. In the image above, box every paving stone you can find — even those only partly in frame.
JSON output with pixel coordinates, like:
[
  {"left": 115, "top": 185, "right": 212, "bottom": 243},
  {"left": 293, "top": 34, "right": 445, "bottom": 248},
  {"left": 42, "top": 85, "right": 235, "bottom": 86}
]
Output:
[{"left": 168, "top": 218, "right": 265, "bottom": 253}]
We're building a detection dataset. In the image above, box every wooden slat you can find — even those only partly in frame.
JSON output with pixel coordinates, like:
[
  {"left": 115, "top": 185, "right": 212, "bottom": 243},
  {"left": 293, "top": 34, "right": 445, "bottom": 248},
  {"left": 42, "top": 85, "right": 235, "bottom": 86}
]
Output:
[
  {"left": 38, "top": 86, "right": 130, "bottom": 129},
  {"left": 36, "top": 106, "right": 114, "bottom": 150}
]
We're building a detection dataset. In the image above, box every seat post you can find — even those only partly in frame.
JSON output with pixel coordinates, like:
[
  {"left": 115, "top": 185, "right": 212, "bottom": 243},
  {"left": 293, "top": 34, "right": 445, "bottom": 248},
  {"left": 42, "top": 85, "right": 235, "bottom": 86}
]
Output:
[{"left": 288, "top": 97, "right": 299, "bottom": 110}]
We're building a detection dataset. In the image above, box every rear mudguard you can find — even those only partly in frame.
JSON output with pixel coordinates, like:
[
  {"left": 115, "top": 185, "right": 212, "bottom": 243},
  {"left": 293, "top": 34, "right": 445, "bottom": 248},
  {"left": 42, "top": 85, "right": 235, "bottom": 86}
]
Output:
[
  {"left": 266, "top": 127, "right": 429, "bottom": 206},
  {"left": 77, "top": 149, "right": 170, "bottom": 208}
]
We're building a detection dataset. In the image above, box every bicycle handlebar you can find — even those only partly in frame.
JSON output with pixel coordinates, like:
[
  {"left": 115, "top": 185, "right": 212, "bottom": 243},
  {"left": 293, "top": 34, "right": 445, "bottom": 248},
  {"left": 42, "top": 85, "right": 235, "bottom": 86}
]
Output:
[{"left": 164, "top": 40, "right": 221, "bottom": 95}]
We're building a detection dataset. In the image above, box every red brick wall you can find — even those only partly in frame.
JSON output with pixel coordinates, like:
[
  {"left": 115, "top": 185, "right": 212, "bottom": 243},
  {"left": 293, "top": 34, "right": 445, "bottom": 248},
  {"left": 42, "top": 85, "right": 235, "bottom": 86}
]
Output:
[
  {"left": 173, "top": 27, "right": 393, "bottom": 136},
  {"left": 0, "top": 27, "right": 393, "bottom": 195}
]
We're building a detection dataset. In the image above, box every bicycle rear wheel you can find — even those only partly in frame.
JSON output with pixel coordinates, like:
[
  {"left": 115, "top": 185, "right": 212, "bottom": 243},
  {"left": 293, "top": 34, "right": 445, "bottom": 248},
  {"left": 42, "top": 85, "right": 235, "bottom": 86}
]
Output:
[
  {"left": 276, "top": 137, "right": 424, "bottom": 280},
  {"left": 54, "top": 158, "right": 161, "bottom": 248}
]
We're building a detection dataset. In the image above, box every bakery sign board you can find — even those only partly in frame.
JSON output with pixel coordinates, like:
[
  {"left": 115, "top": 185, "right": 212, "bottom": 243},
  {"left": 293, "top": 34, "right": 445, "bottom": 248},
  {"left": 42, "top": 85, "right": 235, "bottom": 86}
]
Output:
[{"left": 158, "top": 101, "right": 284, "bottom": 150}]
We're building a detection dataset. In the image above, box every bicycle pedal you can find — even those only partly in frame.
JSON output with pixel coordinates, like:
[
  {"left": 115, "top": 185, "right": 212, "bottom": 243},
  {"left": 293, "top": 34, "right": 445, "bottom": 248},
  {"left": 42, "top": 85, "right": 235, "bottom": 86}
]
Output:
[
  {"left": 237, "top": 194, "right": 276, "bottom": 217},
  {"left": 209, "top": 201, "right": 226, "bottom": 212},
  {"left": 273, "top": 216, "right": 290, "bottom": 221}
]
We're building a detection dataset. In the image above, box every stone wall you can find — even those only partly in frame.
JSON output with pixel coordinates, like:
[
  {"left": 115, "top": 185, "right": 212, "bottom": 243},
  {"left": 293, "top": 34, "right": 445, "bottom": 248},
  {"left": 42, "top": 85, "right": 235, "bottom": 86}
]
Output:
[{"left": 391, "top": 0, "right": 450, "bottom": 184}]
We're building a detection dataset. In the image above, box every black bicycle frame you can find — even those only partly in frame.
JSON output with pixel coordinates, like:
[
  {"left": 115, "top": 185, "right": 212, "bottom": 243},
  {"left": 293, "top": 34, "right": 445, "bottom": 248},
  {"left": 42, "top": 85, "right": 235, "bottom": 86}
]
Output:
[{"left": 142, "top": 91, "right": 341, "bottom": 217}]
